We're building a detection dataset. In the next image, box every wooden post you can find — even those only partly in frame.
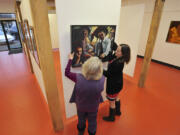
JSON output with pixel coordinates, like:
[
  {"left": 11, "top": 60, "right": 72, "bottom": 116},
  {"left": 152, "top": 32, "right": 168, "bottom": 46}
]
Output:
[
  {"left": 29, "top": 0, "right": 64, "bottom": 131},
  {"left": 138, "top": 0, "right": 165, "bottom": 87}
]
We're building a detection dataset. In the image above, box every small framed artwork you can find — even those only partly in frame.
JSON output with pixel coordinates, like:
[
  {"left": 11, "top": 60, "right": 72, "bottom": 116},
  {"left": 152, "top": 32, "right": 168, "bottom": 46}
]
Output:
[
  {"left": 23, "top": 20, "right": 40, "bottom": 68},
  {"left": 71, "top": 25, "right": 116, "bottom": 67},
  {"left": 166, "top": 21, "right": 180, "bottom": 44},
  {"left": 29, "top": 26, "right": 40, "bottom": 67},
  {"left": 23, "top": 20, "right": 33, "bottom": 53}
]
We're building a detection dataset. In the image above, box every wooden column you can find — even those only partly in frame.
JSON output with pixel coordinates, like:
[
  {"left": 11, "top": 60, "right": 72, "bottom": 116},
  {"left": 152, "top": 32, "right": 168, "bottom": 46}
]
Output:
[
  {"left": 138, "top": 0, "right": 165, "bottom": 87},
  {"left": 29, "top": 0, "right": 64, "bottom": 131}
]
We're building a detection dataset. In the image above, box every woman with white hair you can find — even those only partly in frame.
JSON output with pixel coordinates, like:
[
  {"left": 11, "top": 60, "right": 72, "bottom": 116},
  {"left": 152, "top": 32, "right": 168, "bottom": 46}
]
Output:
[{"left": 65, "top": 54, "right": 105, "bottom": 135}]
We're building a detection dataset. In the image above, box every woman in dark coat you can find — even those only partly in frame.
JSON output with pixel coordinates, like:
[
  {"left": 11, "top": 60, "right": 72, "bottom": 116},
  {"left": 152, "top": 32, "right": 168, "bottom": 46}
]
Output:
[{"left": 102, "top": 43, "right": 131, "bottom": 122}]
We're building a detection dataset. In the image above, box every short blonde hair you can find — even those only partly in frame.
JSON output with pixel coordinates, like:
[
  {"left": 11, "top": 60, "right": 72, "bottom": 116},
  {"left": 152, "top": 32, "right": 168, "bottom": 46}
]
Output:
[{"left": 82, "top": 57, "right": 103, "bottom": 80}]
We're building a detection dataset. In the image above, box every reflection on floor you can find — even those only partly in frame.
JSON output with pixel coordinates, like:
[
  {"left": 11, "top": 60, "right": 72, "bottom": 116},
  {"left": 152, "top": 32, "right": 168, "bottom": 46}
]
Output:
[
  {"left": 0, "top": 41, "right": 22, "bottom": 52},
  {"left": 0, "top": 44, "right": 8, "bottom": 51},
  {"left": 0, "top": 50, "right": 180, "bottom": 135},
  {"left": 0, "top": 40, "right": 22, "bottom": 52}
]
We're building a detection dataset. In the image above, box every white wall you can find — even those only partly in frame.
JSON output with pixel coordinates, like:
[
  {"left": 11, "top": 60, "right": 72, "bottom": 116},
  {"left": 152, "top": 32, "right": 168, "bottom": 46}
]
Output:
[
  {"left": 30, "top": 53, "right": 46, "bottom": 98},
  {"left": 116, "top": 4, "right": 145, "bottom": 76},
  {"left": 20, "top": 0, "right": 34, "bottom": 25},
  {"left": 55, "top": 0, "right": 121, "bottom": 118},
  {"left": 138, "top": 0, "right": 180, "bottom": 67},
  {"left": 0, "top": 0, "right": 15, "bottom": 13},
  {"left": 48, "top": 13, "right": 59, "bottom": 49},
  {"left": 20, "top": 0, "right": 47, "bottom": 101}
]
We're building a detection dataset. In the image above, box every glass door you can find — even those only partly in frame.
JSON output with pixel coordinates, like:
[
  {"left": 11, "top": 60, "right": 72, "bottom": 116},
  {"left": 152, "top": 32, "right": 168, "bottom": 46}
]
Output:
[
  {"left": 0, "top": 22, "right": 8, "bottom": 51},
  {"left": 2, "top": 20, "right": 22, "bottom": 52}
]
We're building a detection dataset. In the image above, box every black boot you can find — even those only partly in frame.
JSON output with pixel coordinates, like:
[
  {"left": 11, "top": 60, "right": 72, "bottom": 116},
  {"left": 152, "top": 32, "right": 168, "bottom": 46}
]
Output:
[
  {"left": 78, "top": 130, "right": 85, "bottom": 135},
  {"left": 103, "top": 108, "right": 115, "bottom": 122},
  {"left": 77, "top": 125, "right": 85, "bottom": 135},
  {"left": 88, "top": 130, "right": 96, "bottom": 135},
  {"left": 115, "top": 100, "right": 121, "bottom": 116}
]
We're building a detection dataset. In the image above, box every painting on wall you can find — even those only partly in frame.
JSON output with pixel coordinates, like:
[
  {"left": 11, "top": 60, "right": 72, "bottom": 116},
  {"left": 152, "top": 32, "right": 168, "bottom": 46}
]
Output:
[
  {"left": 166, "top": 21, "right": 180, "bottom": 44},
  {"left": 29, "top": 27, "right": 40, "bottom": 67},
  {"left": 71, "top": 25, "right": 116, "bottom": 67},
  {"left": 24, "top": 20, "right": 33, "bottom": 53},
  {"left": 23, "top": 20, "right": 40, "bottom": 68}
]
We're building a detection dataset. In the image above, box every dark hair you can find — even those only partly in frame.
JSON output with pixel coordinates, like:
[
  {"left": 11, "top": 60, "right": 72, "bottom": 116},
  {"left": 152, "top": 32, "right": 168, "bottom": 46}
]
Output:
[
  {"left": 169, "top": 21, "right": 180, "bottom": 28},
  {"left": 111, "top": 41, "right": 118, "bottom": 51},
  {"left": 76, "top": 46, "right": 82, "bottom": 50},
  {"left": 79, "top": 27, "right": 90, "bottom": 39},
  {"left": 82, "top": 26, "right": 90, "bottom": 33},
  {"left": 98, "top": 27, "right": 108, "bottom": 35},
  {"left": 120, "top": 44, "right": 131, "bottom": 64}
]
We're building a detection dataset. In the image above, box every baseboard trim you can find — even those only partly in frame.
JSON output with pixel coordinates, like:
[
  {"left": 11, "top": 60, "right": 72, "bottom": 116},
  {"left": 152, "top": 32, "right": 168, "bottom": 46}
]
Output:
[
  {"left": 137, "top": 55, "right": 180, "bottom": 70},
  {"left": 52, "top": 48, "right": 59, "bottom": 52}
]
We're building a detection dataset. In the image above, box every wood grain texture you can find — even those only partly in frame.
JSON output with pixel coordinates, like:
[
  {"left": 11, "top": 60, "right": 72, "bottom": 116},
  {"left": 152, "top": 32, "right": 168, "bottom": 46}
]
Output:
[
  {"left": 138, "top": 0, "right": 165, "bottom": 87},
  {"left": 29, "top": 0, "right": 64, "bottom": 131}
]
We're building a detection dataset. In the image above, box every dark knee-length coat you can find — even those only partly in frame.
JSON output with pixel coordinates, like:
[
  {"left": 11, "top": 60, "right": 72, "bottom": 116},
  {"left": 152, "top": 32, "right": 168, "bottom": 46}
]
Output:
[{"left": 103, "top": 53, "right": 124, "bottom": 95}]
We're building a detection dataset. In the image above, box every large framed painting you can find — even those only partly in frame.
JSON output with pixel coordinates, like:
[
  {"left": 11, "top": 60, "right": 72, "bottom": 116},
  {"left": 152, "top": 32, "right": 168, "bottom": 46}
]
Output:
[
  {"left": 71, "top": 25, "right": 116, "bottom": 67},
  {"left": 166, "top": 21, "right": 180, "bottom": 44}
]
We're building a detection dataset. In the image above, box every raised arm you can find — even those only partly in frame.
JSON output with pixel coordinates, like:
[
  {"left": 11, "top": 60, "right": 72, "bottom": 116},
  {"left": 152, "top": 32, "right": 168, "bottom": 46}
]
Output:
[
  {"left": 65, "top": 53, "right": 77, "bottom": 82},
  {"left": 102, "top": 51, "right": 116, "bottom": 62},
  {"left": 103, "top": 62, "right": 124, "bottom": 78}
]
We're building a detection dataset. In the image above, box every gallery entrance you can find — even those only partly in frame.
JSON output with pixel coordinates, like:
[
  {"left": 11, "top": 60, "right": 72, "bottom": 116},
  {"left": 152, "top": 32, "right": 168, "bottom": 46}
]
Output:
[{"left": 0, "top": 19, "right": 22, "bottom": 54}]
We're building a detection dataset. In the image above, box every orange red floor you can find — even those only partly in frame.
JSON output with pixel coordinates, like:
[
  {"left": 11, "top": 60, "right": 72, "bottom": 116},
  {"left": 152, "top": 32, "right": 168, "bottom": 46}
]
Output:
[{"left": 0, "top": 50, "right": 180, "bottom": 135}]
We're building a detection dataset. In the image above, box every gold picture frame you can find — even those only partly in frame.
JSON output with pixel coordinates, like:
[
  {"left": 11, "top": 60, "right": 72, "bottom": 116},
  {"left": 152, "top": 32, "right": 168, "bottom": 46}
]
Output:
[
  {"left": 23, "top": 19, "right": 40, "bottom": 68},
  {"left": 29, "top": 26, "right": 40, "bottom": 67},
  {"left": 166, "top": 21, "right": 180, "bottom": 44}
]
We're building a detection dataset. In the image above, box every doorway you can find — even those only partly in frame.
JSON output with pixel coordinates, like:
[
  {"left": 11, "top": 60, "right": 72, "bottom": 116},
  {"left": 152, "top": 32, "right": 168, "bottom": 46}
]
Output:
[{"left": 0, "top": 20, "right": 22, "bottom": 54}]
